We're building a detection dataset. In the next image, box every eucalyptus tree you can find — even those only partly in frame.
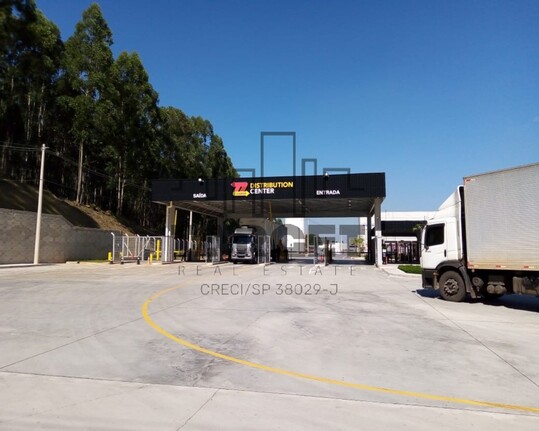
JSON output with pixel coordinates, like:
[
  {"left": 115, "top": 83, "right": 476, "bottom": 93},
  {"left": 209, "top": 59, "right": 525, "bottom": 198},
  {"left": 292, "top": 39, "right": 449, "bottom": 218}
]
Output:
[
  {"left": 104, "top": 51, "right": 159, "bottom": 215},
  {"left": 0, "top": 0, "right": 38, "bottom": 148},
  {"left": 206, "top": 134, "right": 236, "bottom": 178},
  {"left": 0, "top": 0, "right": 62, "bottom": 179},
  {"left": 17, "top": 10, "right": 62, "bottom": 145},
  {"left": 58, "top": 3, "right": 114, "bottom": 203},
  {"left": 158, "top": 107, "right": 209, "bottom": 179}
]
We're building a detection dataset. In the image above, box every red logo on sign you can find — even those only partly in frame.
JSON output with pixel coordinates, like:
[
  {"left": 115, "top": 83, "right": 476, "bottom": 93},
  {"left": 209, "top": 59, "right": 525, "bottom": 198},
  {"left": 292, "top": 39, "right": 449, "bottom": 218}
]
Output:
[{"left": 231, "top": 181, "right": 250, "bottom": 197}]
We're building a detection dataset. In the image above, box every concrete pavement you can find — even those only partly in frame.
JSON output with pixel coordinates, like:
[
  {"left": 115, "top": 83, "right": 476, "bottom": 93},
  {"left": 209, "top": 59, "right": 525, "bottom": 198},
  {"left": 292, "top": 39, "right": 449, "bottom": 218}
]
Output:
[{"left": 0, "top": 262, "right": 538, "bottom": 429}]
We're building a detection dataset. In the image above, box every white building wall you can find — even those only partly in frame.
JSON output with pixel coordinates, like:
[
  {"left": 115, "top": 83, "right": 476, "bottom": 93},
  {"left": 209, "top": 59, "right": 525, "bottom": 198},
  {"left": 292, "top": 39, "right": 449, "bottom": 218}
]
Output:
[{"left": 381, "top": 211, "right": 435, "bottom": 221}]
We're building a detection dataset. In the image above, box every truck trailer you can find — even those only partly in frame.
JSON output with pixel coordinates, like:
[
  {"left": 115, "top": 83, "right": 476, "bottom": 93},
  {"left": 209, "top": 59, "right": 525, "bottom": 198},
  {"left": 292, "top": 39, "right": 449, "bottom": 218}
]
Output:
[{"left": 421, "top": 163, "right": 539, "bottom": 302}]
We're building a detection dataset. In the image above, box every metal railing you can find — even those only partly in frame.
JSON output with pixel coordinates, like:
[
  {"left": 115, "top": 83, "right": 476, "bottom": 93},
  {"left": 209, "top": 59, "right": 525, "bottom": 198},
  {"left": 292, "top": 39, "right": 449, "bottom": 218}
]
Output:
[
  {"left": 110, "top": 233, "right": 166, "bottom": 264},
  {"left": 110, "top": 234, "right": 220, "bottom": 264},
  {"left": 173, "top": 239, "right": 209, "bottom": 261}
]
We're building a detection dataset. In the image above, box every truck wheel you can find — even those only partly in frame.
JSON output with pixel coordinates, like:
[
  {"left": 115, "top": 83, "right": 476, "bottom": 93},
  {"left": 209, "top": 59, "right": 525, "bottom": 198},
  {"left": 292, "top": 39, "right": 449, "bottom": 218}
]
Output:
[{"left": 439, "top": 271, "right": 466, "bottom": 302}]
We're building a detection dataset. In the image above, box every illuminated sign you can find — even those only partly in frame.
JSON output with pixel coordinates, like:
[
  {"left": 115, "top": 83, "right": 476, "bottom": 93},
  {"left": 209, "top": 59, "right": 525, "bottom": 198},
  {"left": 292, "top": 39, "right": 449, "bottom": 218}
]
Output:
[
  {"left": 231, "top": 180, "right": 294, "bottom": 197},
  {"left": 231, "top": 181, "right": 250, "bottom": 197},
  {"left": 152, "top": 173, "right": 387, "bottom": 205}
]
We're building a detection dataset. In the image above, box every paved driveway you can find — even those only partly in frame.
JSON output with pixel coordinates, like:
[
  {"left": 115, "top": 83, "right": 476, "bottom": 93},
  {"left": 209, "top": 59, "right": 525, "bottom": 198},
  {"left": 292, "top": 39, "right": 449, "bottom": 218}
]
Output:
[{"left": 0, "top": 262, "right": 538, "bottom": 429}]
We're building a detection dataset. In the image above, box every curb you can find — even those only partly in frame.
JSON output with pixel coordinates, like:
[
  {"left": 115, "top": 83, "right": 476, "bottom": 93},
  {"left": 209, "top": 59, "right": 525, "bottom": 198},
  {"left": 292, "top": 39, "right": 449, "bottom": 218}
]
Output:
[{"left": 380, "top": 267, "right": 422, "bottom": 278}]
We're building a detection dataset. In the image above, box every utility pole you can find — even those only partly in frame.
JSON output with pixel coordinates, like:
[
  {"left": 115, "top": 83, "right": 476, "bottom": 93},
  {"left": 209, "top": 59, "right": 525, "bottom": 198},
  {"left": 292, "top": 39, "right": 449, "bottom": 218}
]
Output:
[{"left": 33, "top": 144, "right": 47, "bottom": 265}]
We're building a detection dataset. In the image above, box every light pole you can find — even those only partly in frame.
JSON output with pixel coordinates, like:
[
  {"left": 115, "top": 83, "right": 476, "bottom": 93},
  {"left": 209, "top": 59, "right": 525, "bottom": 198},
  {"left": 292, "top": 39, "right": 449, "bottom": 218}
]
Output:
[{"left": 33, "top": 144, "right": 47, "bottom": 265}]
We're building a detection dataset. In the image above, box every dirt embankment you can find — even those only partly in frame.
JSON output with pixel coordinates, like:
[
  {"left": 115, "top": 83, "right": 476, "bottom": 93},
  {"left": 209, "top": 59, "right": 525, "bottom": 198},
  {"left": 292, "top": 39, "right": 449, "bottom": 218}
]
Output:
[{"left": 0, "top": 180, "right": 150, "bottom": 235}]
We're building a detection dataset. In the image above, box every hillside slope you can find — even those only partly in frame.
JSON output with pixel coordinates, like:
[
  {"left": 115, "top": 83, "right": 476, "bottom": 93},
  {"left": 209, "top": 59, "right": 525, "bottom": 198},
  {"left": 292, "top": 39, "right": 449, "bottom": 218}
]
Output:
[{"left": 0, "top": 180, "right": 152, "bottom": 235}]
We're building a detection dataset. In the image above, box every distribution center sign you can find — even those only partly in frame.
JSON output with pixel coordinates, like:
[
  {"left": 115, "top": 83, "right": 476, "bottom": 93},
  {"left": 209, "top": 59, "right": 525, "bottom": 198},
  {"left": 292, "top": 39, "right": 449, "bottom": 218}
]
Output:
[
  {"left": 153, "top": 173, "right": 385, "bottom": 202},
  {"left": 231, "top": 180, "right": 295, "bottom": 197}
]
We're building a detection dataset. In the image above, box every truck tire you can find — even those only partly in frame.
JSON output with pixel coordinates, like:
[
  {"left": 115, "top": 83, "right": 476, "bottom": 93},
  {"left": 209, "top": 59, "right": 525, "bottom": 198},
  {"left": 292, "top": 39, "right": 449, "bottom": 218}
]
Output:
[{"left": 439, "top": 271, "right": 466, "bottom": 302}]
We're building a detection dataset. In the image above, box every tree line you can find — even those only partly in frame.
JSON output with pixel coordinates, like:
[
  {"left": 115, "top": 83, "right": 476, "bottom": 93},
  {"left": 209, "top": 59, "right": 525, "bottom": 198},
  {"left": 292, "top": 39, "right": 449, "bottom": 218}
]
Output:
[{"left": 0, "top": 0, "right": 236, "bottom": 232}]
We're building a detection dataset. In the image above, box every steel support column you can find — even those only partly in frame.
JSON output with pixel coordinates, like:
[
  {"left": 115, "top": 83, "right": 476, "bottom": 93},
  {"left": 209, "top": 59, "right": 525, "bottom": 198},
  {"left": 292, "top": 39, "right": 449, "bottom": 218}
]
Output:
[
  {"left": 367, "top": 212, "right": 372, "bottom": 263},
  {"left": 163, "top": 202, "right": 175, "bottom": 263},
  {"left": 374, "top": 197, "right": 383, "bottom": 267}
]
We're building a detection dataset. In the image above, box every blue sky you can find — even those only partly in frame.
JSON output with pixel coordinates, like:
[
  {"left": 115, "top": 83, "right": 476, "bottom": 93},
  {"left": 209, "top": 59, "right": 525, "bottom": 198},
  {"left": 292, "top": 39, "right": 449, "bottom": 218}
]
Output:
[{"left": 37, "top": 0, "right": 539, "bottom": 211}]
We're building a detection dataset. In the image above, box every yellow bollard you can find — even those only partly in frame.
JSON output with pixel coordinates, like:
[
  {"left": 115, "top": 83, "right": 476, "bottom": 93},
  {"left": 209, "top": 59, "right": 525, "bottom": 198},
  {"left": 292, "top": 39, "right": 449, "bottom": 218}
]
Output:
[
  {"left": 149, "top": 253, "right": 153, "bottom": 264},
  {"left": 108, "top": 251, "right": 112, "bottom": 263},
  {"left": 156, "top": 240, "right": 161, "bottom": 261}
]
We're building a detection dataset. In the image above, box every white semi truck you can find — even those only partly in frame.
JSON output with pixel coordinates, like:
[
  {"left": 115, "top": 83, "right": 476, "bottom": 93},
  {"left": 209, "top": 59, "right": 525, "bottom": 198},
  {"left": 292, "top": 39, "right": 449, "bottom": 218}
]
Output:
[{"left": 421, "top": 163, "right": 539, "bottom": 302}]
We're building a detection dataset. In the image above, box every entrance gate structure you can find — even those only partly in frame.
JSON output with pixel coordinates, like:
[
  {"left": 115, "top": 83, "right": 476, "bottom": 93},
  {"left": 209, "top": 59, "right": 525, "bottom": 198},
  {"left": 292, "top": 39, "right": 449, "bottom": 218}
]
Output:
[{"left": 152, "top": 172, "right": 386, "bottom": 266}]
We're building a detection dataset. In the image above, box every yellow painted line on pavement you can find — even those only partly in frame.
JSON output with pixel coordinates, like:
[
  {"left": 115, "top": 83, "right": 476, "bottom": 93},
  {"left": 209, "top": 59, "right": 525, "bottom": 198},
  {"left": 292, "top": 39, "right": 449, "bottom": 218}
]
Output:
[{"left": 142, "top": 285, "right": 539, "bottom": 414}]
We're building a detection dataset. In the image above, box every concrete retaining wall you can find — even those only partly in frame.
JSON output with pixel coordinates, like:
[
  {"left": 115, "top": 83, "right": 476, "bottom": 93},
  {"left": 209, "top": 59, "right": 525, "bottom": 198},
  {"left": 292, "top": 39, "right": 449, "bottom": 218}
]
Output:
[{"left": 0, "top": 208, "right": 120, "bottom": 264}]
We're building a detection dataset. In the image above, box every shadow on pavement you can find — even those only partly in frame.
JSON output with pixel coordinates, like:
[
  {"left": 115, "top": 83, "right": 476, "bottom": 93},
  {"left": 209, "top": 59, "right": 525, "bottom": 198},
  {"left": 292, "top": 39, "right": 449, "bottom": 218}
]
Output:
[
  {"left": 414, "top": 288, "right": 440, "bottom": 299},
  {"left": 415, "top": 288, "right": 539, "bottom": 313},
  {"left": 480, "top": 295, "right": 539, "bottom": 313}
]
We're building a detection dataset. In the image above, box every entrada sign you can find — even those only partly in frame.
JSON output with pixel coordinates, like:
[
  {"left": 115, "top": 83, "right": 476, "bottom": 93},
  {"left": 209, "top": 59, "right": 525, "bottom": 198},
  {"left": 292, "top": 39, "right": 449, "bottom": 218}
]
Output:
[{"left": 316, "top": 189, "right": 341, "bottom": 195}]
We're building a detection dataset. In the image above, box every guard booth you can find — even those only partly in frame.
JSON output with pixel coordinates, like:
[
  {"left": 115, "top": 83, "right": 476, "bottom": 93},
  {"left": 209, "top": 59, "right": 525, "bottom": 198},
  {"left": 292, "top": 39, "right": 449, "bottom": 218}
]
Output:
[{"left": 152, "top": 172, "right": 386, "bottom": 266}]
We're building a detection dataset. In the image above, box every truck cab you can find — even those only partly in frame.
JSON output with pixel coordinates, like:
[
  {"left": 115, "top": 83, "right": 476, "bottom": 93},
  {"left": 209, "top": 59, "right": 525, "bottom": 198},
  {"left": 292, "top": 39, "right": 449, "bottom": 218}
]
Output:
[
  {"left": 420, "top": 187, "right": 470, "bottom": 301},
  {"left": 230, "top": 227, "right": 258, "bottom": 264}
]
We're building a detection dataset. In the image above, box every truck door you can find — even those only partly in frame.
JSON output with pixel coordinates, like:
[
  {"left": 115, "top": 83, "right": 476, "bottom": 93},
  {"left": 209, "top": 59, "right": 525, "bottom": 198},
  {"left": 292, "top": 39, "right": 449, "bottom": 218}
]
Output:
[{"left": 421, "top": 223, "right": 446, "bottom": 270}]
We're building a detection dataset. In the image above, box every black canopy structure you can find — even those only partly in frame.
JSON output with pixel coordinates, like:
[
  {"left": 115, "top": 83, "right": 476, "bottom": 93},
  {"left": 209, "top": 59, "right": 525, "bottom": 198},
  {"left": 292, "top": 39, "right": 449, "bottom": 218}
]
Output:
[{"left": 152, "top": 172, "right": 386, "bottom": 265}]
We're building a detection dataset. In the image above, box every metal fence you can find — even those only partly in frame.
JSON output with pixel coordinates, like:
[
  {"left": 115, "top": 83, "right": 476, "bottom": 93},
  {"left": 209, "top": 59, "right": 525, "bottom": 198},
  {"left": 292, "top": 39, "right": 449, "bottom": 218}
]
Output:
[
  {"left": 110, "top": 234, "right": 213, "bottom": 264},
  {"left": 108, "top": 233, "right": 294, "bottom": 264},
  {"left": 110, "top": 234, "right": 166, "bottom": 264},
  {"left": 173, "top": 238, "right": 210, "bottom": 261}
]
